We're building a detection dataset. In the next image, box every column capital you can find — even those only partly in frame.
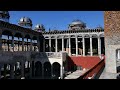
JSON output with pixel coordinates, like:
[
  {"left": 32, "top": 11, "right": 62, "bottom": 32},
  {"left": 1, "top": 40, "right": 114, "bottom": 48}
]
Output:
[
  {"left": 97, "top": 35, "right": 101, "bottom": 39},
  {"left": 62, "top": 36, "right": 64, "bottom": 39},
  {"left": 82, "top": 35, "right": 85, "bottom": 38},
  {"left": 75, "top": 35, "right": 78, "bottom": 38},
  {"left": 89, "top": 35, "right": 93, "bottom": 38},
  {"left": 68, "top": 35, "right": 71, "bottom": 38}
]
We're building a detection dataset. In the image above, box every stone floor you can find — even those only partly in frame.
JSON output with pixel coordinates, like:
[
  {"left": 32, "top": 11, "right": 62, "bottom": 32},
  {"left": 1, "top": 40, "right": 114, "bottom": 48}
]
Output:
[
  {"left": 99, "top": 61, "right": 120, "bottom": 79},
  {"left": 64, "top": 70, "right": 88, "bottom": 79},
  {"left": 99, "top": 68, "right": 117, "bottom": 79}
]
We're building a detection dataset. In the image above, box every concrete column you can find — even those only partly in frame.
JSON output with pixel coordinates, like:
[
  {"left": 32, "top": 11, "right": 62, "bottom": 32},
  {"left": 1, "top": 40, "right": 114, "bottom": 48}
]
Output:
[
  {"left": 31, "top": 61, "right": 35, "bottom": 78},
  {"left": 43, "top": 38, "right": 45, "bottom": 52},
  {"left": 76, "top": 36, "right": 78, "bottom": 56},
  {"left": 12, "top": 36, "right": 14, "bottom": 52},
  {"left": 98, "top": 36, "right": 101, "bottom": 56},
  {"left": 42, "top": 65, "right": 44, "bottom": 79},
  {"left": 0, "top": 66, "right": 1, "bottom": 79},
  {"left": 30, "top": 39, "right": 32, "bottom": 51},
  {"left": 37, "top": 37, "right": 40, "bottom": 52},
  {"left": 30, "top": 61, "right": 32, "bottom": 78},
  {"left": 51, "top": 66, "right": 53, "bottom": 79},
  {"left": 60, "top": 65, "right": 63, "bottom": 79},
  {"left": 62, "top": 37, "right": 64, "bottom": 51},
  {"left": 66, "top": 38, "right": 69, "bottom": 54},
  {"left": 10, "top": 64, "right": 14, "bottom": 79},
  {"left": 49, "top": 38, "right": 51, "bottom": 52},
  {"left": 18, "top": 37, "right": 20, "bottom": 51},
  {"left": 27, "top": 39, "right": 29, "bottom": 51},
  {"left": 69, "top": 37, "right": 71, "bottom": 56},
  {"left": 55, "top": 38, "right": 58, "bottom": 52},
  {"left": 90, "top": 36, "right": 93, "bottom": 56},
  {"left": 4, "top": 64, "right": 7, "bottom": 79},
  {"left": 22, "top": 37, "right": 24, "bottom": 51},
  {"left": 8, "top": 36, "right": 10, "bottom": 51},
  {"left": 82, "top": 36, "right": 85, "bottom": 56},
  {"left": 21, "top": 62, "right": 25, "bottom": 78},
  {"left": 0, "top": 31, "right": 2, "bottom": 51}
]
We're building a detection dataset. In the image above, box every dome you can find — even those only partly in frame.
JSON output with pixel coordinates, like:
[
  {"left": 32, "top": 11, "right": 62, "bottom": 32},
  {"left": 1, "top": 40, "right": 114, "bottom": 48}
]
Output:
[
  {"left": 18, "top": 17, "right": 32, "bottom": 28},
  {"left": 0, "top": 11, "right": 10, "bottom": 22},
  {"left": 35, "top": 24, "right": 44, "bottom": 29},
  {"left": 68, "top": 19, "right": 86, "bottom": 30},
  {"left": 34, "top": 24, "right": 45, "bottom": 32},
  {"left": 19, "top": 17, "right": 32, "bottom": 24},
  {"left": 71, "top": 19, "right": 85, "bottom": 25}
]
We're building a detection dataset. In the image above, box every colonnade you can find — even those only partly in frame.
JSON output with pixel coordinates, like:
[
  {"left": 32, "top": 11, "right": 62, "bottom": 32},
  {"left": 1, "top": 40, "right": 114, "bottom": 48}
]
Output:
[
  {"left": 43, "top": 35, "right": 102, "bottom": 56},
  {"left": 0, "top": 30, "right": 40, "bottom": 52}
]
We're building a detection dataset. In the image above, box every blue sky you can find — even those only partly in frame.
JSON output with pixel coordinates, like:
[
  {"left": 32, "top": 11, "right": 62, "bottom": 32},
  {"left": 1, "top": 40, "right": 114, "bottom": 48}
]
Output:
[{"left": 9, "top": 11, "right": 104, "bottom": 31}]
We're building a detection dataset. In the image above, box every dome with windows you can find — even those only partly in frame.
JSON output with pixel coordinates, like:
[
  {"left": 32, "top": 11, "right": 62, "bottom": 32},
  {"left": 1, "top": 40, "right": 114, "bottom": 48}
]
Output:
[
  {"left": 71, "top": 19, "right": 85, "bottom": 25},
  {"left": 18, "top": 17, "right": 32, "bottom": 29},
  {"left": 0, "top": 11, "right": 10, "bottom": 22},
  {"left": 68, "top": 19, "right": 86, "bottom": 30},
  {"left": 34, "top": 24, "right": 45, "bottom": 32}
]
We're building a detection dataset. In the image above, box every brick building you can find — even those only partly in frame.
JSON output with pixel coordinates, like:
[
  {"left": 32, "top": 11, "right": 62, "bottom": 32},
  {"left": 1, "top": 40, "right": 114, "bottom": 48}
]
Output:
[{"left": 105, "top": 11, "right": 120, "bottom": 73}]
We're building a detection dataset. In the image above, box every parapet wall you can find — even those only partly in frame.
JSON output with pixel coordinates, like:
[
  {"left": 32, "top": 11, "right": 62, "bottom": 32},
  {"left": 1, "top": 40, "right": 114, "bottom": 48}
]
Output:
[{"left": 0, "top": 51, "right": 66, "bottom": 65}]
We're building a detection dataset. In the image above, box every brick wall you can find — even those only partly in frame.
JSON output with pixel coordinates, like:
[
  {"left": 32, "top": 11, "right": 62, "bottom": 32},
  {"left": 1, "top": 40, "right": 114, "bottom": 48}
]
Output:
[
  {"left": 105, "top": 11, "right": 120, "bottom": 45},
  {"left": 104, "top": 11, "right": 120, "bottom": 73}
]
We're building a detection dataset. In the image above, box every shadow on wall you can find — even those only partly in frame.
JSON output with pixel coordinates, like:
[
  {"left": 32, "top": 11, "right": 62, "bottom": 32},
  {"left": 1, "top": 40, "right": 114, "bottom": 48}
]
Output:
[{"left": 67, "top": 56, "right": 77, "bottom": 72}]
